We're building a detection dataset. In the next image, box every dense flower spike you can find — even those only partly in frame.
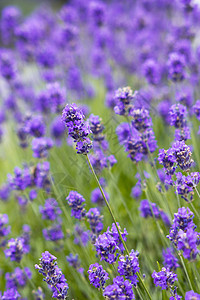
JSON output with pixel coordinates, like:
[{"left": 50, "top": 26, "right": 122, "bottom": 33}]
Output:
[
  {"left": 167, "top": 52, "right": 186, "bottom": 82},
  {"left": 103, "top": 276, "right": 135, "bottom": 299},
  {"left": 62, "top": 103, "right": 92, "bottom": 154},
  {"left": 172, "top": 141, "right": 193, "bottom": 171},
  {"left": 114, "top": 87, "right": 135, "bottom": 116},
  {"left": 118, "top": 249, "right": 140, "bottom": 286},
  {"left": 39, "top": 198, "right": 62, "bottom": 221},
  {"left": 35, "top": 251, "right": 69, "bottom": 299},
  {"left": 86, "top": 207, "right": 103, "bottom": 236},
  {"left": 6, "top": 267, "right": 32, "bottom": 289},
  {"left": 175, "top": 172, "right": 200, "bottom": 202},
  {"left": 185, "top": 291, "right": 200, "bottom": 299},
  {"left": 162, "top": 247, "right": 179, "bottom": 271},
  {"left": 88, "top": 263, "right": 109, "bottom": 290},
  {"left": 167, "top": 207, "right": 200, "bottom": 260},
  {"left": 152, "top": 267, "right": 178, "bottom": 290},
  {"left": 95, "top": 231, "right": 119, "bottom": 264},
  {"left": 66, "top": 253, "right": 83, "bottom": 273},
  {"left": 66, "top": 191, "right": 86, "bottom": 220},
  {"left": 89, "top": 114, "right": 117, "bottom": 172},
  {"left": 4, "top": 237, "right": 25, "bottom": 262}
]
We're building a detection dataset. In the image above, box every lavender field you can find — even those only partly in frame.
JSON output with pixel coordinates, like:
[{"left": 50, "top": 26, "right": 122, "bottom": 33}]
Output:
[{"left": 0, "top": 1, "right": 200, "bottom": 299}]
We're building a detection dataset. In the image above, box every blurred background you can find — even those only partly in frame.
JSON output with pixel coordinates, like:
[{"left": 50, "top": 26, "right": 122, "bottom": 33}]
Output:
[{"left": 0, "top": 0, "right": 67, "bottom": 14}]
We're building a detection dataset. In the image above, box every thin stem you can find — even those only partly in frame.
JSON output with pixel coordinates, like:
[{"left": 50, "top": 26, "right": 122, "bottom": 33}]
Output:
[
  {"left": 86, "top": 154, "right": 152, "bottom": 300},
  {"left": 136, "top": 286, "right": 144, "bottom": 300},
  {"left": 86, "top": 154, "right": 129, "bottom": 256},
  {"left": 179, "top": 253, "right": 194, "bottom": 291}
]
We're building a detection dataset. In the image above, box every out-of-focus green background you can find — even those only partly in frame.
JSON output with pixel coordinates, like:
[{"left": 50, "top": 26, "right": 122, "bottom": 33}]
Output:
[{"left": 0, "top": 0, "right": 66, "bottom": 14}]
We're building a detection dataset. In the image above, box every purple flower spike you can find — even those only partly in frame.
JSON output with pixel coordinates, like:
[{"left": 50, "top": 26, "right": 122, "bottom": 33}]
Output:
[
  {"left": 35, "top": 251, "right": 69, "bottom": 299},
  {"left": 185, "top": 290, "right": 200, "bottom": 299},
  {"left": 62, "top": 103, "right": 92, "bottom": 154},
  {"left": 66, "top": 191, "right": 86, "bottom": 220},
  {"left": 103, "top": 276, "right": 135, "bottom": 299},
  {"left": 88, "top": 263, "right": 109, "bottom": 290},
  {"left": 118, "top": 249, "right": 140, "bottom": 286},
  {"left": 152, "top": 267, "right": 178, "bottom": 290}
]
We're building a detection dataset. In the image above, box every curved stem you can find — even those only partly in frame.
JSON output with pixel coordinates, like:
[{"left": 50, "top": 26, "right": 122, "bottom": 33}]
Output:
[
  {"left": 86, "top": 154, "right": 152, "bottom": 300},
  {"left": 86, "top": 154, "right": 129, "bottom": 255}
]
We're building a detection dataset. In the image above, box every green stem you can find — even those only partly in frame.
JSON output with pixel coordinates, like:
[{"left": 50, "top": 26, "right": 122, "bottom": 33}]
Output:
[
  {"left": 179, "top": 253, "right": 193, "bottom": 291},
  {"left": 86, "top": 154, "right": 129, "bottom": 255},
  {"left": 86, "top": 154, "right": 152, "bottom": 300}
]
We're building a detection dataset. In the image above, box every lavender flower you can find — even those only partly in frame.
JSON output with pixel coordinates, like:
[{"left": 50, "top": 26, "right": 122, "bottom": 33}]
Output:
[
  {"left": 172, "top": 141, "right": 193, "bottom": 171},
  {"left": 162, "top": 247, "right": 179, "bottom": 271},
  {"left": 185, "top": 291, "right": 200, "bottom": 299},
  {"left": 6, "top": 267, "right": 32, "bottom": 289},
  {"left": 94, "top": 231, "right": 119, "bottom": 264},
  {"left": 7, "top": 166, "right": 31, "bottom": 191},
  {"left": 1, "top": 288, "right": 21, "bottom": 300},
  {"left": 118, "top": 249, "right": 140, "bottom": 286},
  {"left": 43, "top": 223, "right": 64, "bottom": 242},
  {"left": 158, "top": 148, "right": 176, "bottom": 175},
  {"left": 177, "top": 228, "right": 199, "bottom": 260},
  {"left": 35, "top": 251, "right": 69, "bottom": 299},
  {"left": 130, "top": 107, "right": 152, "bottom": 132},
  {"left": 114, "top": 87, "right": 135, "bottom": 116},
  {"left": 91, "top": 187, "right": 109, "bottom": 207},
  {"left": 175, "top": 172, "right": 200, "bottom": 202},
  {"left": 152, "top": 267, "right": 178, "bottom": 290},
  {"left": 66, "top": 253, "right": 83, "bottom": 273},
  {"left": 62, "top": 103, "right": 92, "bottom": 154},
  {"left": 139, "top": 200, "right": 171, "bottom": 226},
  {"left": 39, "top": 198, "right": 62, "bottom": 221},
  {"left": 169, "top": 104, "right": 187, "bottom": 129},
  {"left": 103, "top": 276, "right": 135, "bottom": 300},
  {"left": 167, "top": 207, "right": 195, "bottom": 245},
  {"left": 0, "top": 214, "right": 10, "bottom": 237},
  {"left": 32, "top": 137, "right": 53, "bottom": 158},
  {"left": 4, "top": 237, "right": 25, "bottom": 262},
  {"left": 86, "top": 207, "right": 103, "bottom": 236},
  {"left": 66, "top": 191, "right": 86, "bottom": 220},
  {"left": 167, "top": 52, "right": 186, "bottom": 82},
  {"left": 107, "top": 222, "right": 128, "bottom": 253},
  {"left": 88, "top": 263, "right": 109, "bottom": 290},
  {"left": 89, "top": 114, "right": 104, "bottom": 141}
]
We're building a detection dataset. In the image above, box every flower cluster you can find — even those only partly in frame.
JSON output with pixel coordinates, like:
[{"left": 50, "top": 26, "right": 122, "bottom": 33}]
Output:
[
  {"left": 88, "top": 263, "right": 109, "bottom": 290},
  {"left": 66, "top": 191, "right": 86, "bottom": 220},
  {"left": 103, "top": 276, "right": 135, "bottom": 300},
  {"left": 169, "top": 103, "right": 190, "bottom": 141},
  {"left": 152, "top": 267, "right": 178, "bottom": 290},
  {"left": 118, "top": 249, "right": 140, "bottom": 286},
  {"left": 94, "top": 223, "right": 127, "bottom": 264},
  {"left": 66, "top": 253, "right": 83, "bottom": 274},
  {"left": 158, "top": 141, "right": 193, "bottom": 174},
  {"left": 139, "top": 200, "right": 171, "bottom": 227},
  {"left": 35, "top": 251, "right": 69, "bottom": 299},
  {"left": 116, "top": 102, "right": 157, "bottom": 162},
  {"left": 114, "top": 87, "right": 135, "bottom": 116},
  {"left": 162, "top": 247, "right": 179, "bottom": 271},
  {"left": 89, "top": 114, "right": 117, "bottom": 172},
  {"left": 62, "top": 103, "right": 92, "bottom": 154},
  {"left": 175, "top": 172, "right": 200, "bottom": 202},
  {"left": 167, "top": 207, "right": 200, "bottom": 260}
]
